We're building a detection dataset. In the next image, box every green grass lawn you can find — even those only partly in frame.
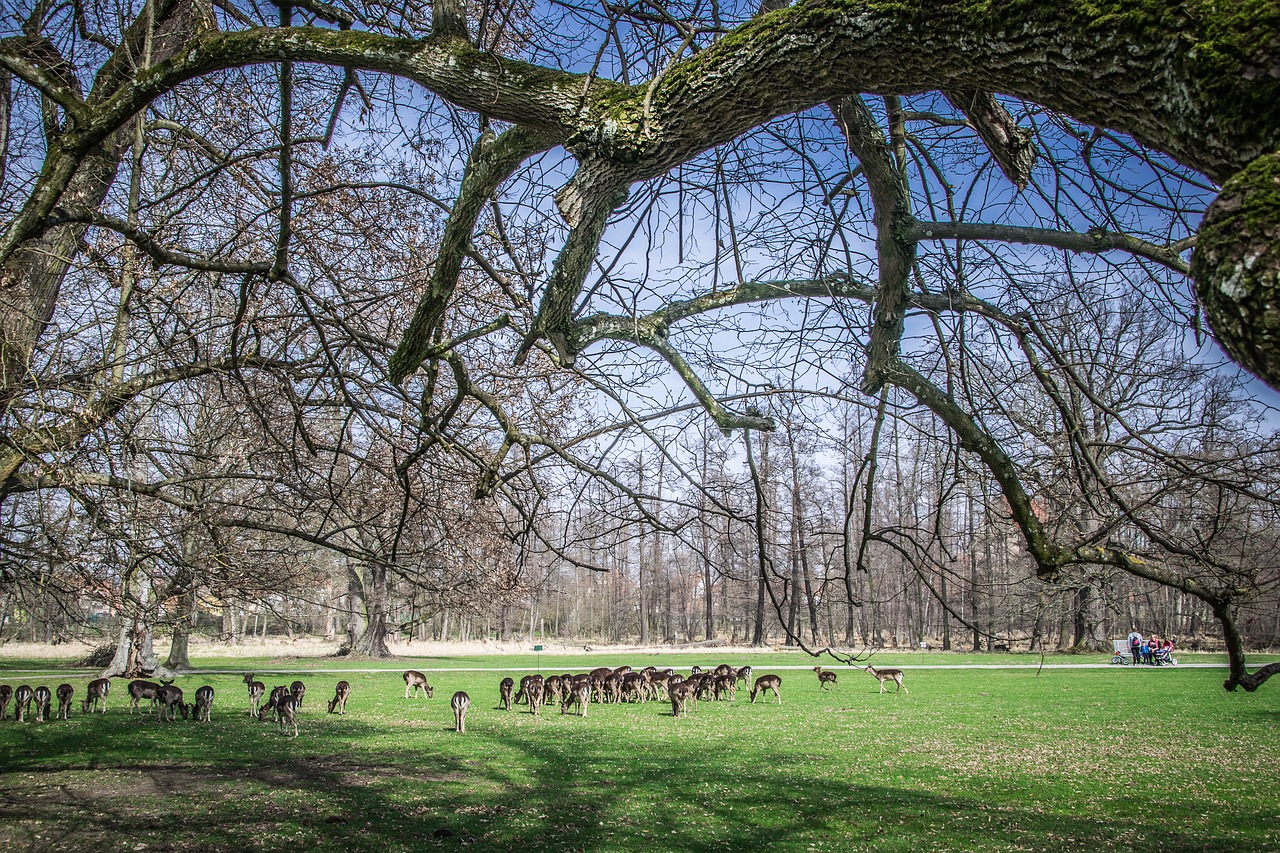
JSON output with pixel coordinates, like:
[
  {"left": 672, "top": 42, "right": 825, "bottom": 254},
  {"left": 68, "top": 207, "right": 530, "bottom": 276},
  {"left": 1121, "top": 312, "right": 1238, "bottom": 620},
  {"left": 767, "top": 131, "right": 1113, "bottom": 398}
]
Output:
[{"left": 1, "top": 655, "right": 1276, "bottom": 852}]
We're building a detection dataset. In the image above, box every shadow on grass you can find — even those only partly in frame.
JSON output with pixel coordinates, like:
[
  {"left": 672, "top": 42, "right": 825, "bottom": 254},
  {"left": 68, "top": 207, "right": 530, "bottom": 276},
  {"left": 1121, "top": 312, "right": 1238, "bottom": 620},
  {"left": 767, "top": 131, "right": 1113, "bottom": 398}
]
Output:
[{"left": 0, "top": 715, "right": 1266, "bottom": 853}]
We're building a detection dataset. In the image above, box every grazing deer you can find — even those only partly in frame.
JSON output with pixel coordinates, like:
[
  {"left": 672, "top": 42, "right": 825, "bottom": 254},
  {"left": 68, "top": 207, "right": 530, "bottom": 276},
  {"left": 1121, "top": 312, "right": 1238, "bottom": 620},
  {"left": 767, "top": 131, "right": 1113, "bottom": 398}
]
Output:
[
  {"left": 451, "top": 691, "right": 470, "bottom": 732},
  {"left": 669, "top": 681, "right": 693, "bottom": 718},
  {"left": 56, "top": 684, "right": 74, "bottom": 720},
  {"left": 403, "top": 670, "right": 433, "bottom": 699},
  {"left": 562, "top": 680, "right": 591, "bottom": 717},
  {"left": 32, "top": 686, "right": 52, "bottom": 722},
  {"left": 543, "top": 675, "right": 564, "bottom": 706},
  {"left": 714, "top": 675, "right": 738, "bottom": 701},
  {"left": 498, "top": 677, "right": 514, "bottom": 711},
  {"left": 736, "top": 665, "right": 753, "bottom": 687},
  {"left": 193, "top": 685, "right": 214, "bottom": 722},
  {"left": 277, "top": 693, "right": 298, "bottom": 737},
  {"left": 515, "top": 674, "right": 542, "bottom": 705},
  {"left": 0, "top": 684, "right": 12, "bottom": 720},
  {"left": 243, "top": 673, "right": 265, "bottom": 717},
  {"left": 813, "top": 666, "right": 838, "bottom": 690},
  {"left": 260, "top": 686, "right": 291, "bottom": 721},
  {"left": 13, "top": 685, "right": 33, "bottom": 722},
  {"left": 526, "top": 678, "right": 544, "bottom": 716},
  {"left": 128, "top": 680, "right": 162, "bottom": 714},
  {"left": 156, "top": 685, "right": 187, "bottom": 721},
  {"left": 290, "top": 680, "right": 306, "bottom": 708},
  {"left": 863, "top": 664, "right": 907, "bottom": 694},
  {"left": 749, "top": 674, "right": 782, "bottom": 704},
  {"left": 82, "top": 678, "right": 109, "bottom": 714},
  {"left": 713, "top": 664, "right": 734, "bottom": 677},
  {"left": 327, "top": 681, "right": 350, "bottom": 715}
]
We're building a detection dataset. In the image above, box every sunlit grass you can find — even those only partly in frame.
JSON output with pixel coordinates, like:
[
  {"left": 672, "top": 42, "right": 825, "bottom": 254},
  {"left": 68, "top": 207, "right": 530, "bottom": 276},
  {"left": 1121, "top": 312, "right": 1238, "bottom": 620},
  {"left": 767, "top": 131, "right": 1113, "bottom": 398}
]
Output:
[{"left": 0, "top": 653, "right": 1275, "bottom": 851}]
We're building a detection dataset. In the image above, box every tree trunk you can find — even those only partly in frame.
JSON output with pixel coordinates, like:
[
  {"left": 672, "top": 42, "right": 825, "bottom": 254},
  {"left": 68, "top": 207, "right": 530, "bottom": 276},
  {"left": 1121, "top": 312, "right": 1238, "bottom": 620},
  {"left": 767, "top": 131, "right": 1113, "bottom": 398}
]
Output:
[{"left": 358, "top": 561, "right": 392, "bottom": 657}]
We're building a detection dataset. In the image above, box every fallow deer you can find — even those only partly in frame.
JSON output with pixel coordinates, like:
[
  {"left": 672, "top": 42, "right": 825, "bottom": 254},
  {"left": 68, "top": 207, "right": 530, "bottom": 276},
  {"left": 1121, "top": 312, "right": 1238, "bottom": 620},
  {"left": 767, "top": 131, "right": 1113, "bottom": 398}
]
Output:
[
  {"left": 863, "top": 664, "right": 907, "bottom": 694},
  {"left": 290, "top": 680, "right": 306, "bottom": 708},
  {"left": 498, "top": 677, "right": 514, "bottom": 711},
  {"left": 260, "top": 686, "right": 291, "bottom": 721},
  {"left": 277, "top": 693, "right": 298, "bottom": 737},
  {"left": 243, "top": 673, "right": 265, "bottom": 717},
  {"left": 82, "top": 678, "right": 109, "bottom": 714},
  {"left": 0, "top": 684, "right": 12, "bottom": 719},
  {"left": 451, "top": 691, "right": 470, "bottom": 732},
  {"left": 669, "top": 680, "right": 693, "bottom": 718},
  {"left": 562, "top": 680, "right": 591, "bottom": 717},
  {"left": 526, "top": 677, "right": 545, "bottom": 716},
  {"left": 156, "top": 684, "right": 187, "bottom": 721},
  {"left": 403, "top": 670, "right": 433, "bottom": 699},
  {"left": 327, "top": 681, "right": 350, "bottom": 714},
  {"left": 713, "top": 674, "right": 738, "bottom": 701},
  {"left": 193, "top": 685, "right": 214, "bottom": 722},
  {"left": 813, "top": 666, "right": 838, "bottom": 690},
  {"left": 128, "top": 680, "right": 162, "bottom": 714},
  {"left": 736, "top": 665, "right": 753, "bottom": 687},
  {"left": 749, "top": 674, "right": 782, "bottom": 704},
  {"left": 32, "top": 685, "right": 52, "bottom": 722},
  {"left": 13, "top": 685, "right": 33, "bottom": 722},
  {"left": 515, "top": 674, "right": 542, "bottom": 705},
  {"left": 56, "top": 683, "right": 74, "bottom": 719}
]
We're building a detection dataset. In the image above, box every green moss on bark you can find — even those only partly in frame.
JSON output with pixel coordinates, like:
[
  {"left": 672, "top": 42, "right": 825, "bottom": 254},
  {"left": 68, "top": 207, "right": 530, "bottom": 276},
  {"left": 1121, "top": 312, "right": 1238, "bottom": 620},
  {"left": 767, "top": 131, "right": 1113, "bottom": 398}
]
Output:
[{"left": 1192, "top": 150, "right": 1280, "bottom": 392}]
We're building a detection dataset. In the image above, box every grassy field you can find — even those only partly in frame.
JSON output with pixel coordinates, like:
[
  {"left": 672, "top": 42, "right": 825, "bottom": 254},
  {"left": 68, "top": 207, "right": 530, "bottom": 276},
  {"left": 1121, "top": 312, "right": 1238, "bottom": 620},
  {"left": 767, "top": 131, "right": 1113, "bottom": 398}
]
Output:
[{"left": 0, "top": 651, "right": 1276, "bottom": 852}]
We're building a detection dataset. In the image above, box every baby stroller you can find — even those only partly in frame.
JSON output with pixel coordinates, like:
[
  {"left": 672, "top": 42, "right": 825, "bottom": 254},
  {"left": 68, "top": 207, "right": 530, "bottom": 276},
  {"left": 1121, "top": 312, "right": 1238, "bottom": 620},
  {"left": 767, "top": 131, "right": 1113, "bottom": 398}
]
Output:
[{"left": 1152, "top": 645, "right": 1177, "bottom": 666}]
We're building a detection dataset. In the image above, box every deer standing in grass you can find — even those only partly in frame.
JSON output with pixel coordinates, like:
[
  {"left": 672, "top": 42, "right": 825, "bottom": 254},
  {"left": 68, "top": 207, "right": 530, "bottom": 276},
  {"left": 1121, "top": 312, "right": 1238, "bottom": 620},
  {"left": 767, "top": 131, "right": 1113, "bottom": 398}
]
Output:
[
  {"left": 526, "top": 678, "right": 544, "bottom": 716},
  {"left": 277, "top": 693, "right": 298, "bottom": 737},
  {"left": 128, "top": 680, "right": 162, "bottom": 714},
  {"left": 749, "top": 674, "right": 782, "bottom": 704},
  {"left": 452, "top": 691, "right": 470, "bottom": 732},
  {"left": 290, "top": 680, "right": 306, "bottom": 708},
  {"left": 243, "top": 674, "right": 265, "bottom": 717},
  {"left": 669, "top": 681, "right": 693, "bottom": 718},
  {"left": 403, "top": 670, "right": 433, "bottom": 699},
  {"left": 327, "top": 681, "right": 350, "bottom": 714},
  {"left": 82, "top": 678, "right": 109, "bottom": 713},
  {"left": 813, "top": 666, "right": 838, "bottom": 690},
  {"left": 562, "top": 680, "right": 591, "bottom": 717},
  {"left": 156, "top": 684, "right": 187, "bottom": 721},
  {"left": 56, "top": 684, "right": 74, "bottom": 719},
  {"left": 863, "top": 664, "right": 907, "bottom": 694},
  {"left": 13, "top": 685, "right": 32, "bottom": 721},
  {"left": 32, "top": 686, "right": 52, "bottom": 722},
  {"left": 193, "top": 686, "right": 215, "bottom": 722},
  {"left": 498, "top": 677, "right": 514, "bottom": 711}
]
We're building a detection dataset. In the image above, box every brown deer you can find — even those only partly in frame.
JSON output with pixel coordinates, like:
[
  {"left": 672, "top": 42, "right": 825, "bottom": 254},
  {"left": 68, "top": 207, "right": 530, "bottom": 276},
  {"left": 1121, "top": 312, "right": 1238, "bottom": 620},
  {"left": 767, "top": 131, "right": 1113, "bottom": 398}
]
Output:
[
  {"left": 290, "top": 680, "right": 306, "bottom": 708},
  {"left": 526, "top": 678, "right": 545, "bottom": 716},
  {"left": 451, "top": 691, "right": 470, "bottom": 732},
  {"left": 327, "top": 681, "right": 350, "bottom": 714},
  {"left": 713, "top": 674, "right": 738, "bottom": 701},
  {"left": 403, "top": 670, "right": 433, "bottom": 699},
  {"left": 498, "top": 677, "right": 514, "bottom": 711},
  {"left": 749, "top": 674, "right": 782, "bottom": 704},
  {"left": 669, "top": 680, "right": 693, "bottom": 718},
  {"left": 128, "top": 680, "right": 162, "bottom": 714},
  {"left": 156, "top": 684, "right": 187, "bottom": 721},
  {"left": 277, "top": 693, "right": 298, "bottom": 737},
  {"left": 515, "top": 674, "right": 542, "bottom": 705},
  {"left": 0, "top": 684, "right": 11, "bottom": 719},
  {"left": 13, "top": 685, "right": 33, "bottom": 722},
  {"left": 243, "top": 673, "right": 265, "bottom": 717},
  {"left": 863, "top": 664, "right": 907, "bottom": 694},
  {"left": 813, "top": 666, "right": 838, "bottom": 690},
  {"left": 259, "top": 686, "right": 291, "bottom": 721},
  {"left": 32, "top": 686, "right": 52, "bottom": 722},
  {"left": 56, "top": 684, "right": 74, "bottom": 719},
  {"left": 562, "top": 680, "right": 591, "bottom": 717},
  {"left": 193, "top": 686, "right": 214, "bottom": 722},
  {"left": 736, "top": 665, "right": 753, "bottom": 687},
  {"left": 82, "top": 678, "right": 109, "bottom": 714}
]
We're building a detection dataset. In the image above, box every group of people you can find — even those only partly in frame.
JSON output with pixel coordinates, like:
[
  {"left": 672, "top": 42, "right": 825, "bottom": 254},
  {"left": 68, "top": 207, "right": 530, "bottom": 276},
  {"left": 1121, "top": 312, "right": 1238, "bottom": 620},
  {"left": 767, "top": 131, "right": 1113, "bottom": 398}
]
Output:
[{"left": 1126, "top": 630, "right": 1176, "bottom": 665}]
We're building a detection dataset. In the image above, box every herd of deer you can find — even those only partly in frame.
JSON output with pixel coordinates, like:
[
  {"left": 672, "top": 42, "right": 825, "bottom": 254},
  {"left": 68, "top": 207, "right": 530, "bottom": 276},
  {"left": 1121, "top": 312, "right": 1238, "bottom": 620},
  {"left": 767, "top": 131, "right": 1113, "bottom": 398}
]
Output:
[
  {"left": 0, "top": 662, "right": 905, "bottom": 735},
  {"left": 0, "top": 673, "right": 354, "bottom": 738}
]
